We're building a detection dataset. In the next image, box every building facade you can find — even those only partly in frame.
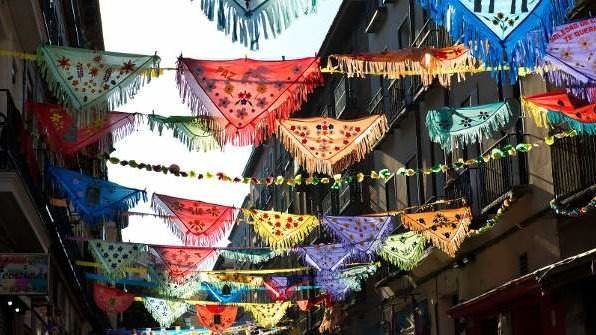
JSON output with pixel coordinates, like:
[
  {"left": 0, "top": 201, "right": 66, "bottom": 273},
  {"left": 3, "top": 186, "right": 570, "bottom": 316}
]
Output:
[
  {"left": 0, "top": 1, "right": 111, "bottom": 334},
  {"left": 236, "top": 0, "right": 596, "bottom": 334}
]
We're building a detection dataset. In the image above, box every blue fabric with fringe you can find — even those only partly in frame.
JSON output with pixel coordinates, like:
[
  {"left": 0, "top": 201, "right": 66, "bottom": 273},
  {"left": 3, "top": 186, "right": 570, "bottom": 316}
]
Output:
[
  {"left": 48, "top": 166, "right": 146, "bottom": 223},
  {"left": 202, "top": 282, "right": 247, "bottom": 303},
  {"left": 547, "top": 111, "right": 596, "bottom": 135}
]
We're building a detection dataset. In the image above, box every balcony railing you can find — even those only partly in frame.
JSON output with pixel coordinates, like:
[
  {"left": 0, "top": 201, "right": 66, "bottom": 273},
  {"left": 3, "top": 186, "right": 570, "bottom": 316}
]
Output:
[
  {"left": 551, "top": 135, "right": 596, "bottom": 199},
  {"left": 368, "top": 79, "right": 409, "bottom": 125}
]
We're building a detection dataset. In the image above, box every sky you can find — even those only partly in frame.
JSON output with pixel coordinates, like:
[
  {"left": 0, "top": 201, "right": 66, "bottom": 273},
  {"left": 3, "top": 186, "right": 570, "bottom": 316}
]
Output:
[{"left": 100, "top": 0, "right": 342, "bottom": 245}]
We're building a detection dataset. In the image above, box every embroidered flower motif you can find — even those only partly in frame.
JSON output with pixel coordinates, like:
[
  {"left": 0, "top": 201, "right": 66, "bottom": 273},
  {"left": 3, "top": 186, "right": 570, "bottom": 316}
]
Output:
[
  {"left": 89, "top": 67, "right": 99, "bottom": 77},
  {"left": 478, "top": 110, "right": 490, "bottom": 120},
  {"left": 235, "top": 108, "right": 248, "bottom": 119},
  {"left": 256, "top": 97, "right": 268, "bottom": 108},
  {"left": 256, "top": 84, "right": 267, "bottom": 94},
  {"left": 57, "top": 56, "right": 71, "bottom": 69},
  {"left": 223, "top": 83, "right": 234, "bottom": 95},
  {"left": 120, "top": 60, "right": 135, "bottom": 74},
  {"left": 560, "top": 47, "right": 573, "bottom": 60},
  {"left": 292, "top": 65, "right": 302, "bottom": 74},
  {"left": 218, "top": 97, "right": 231, "bottom": 108},
  {"left": 459, "top": 117, "right": 473, "bottom": 128},
  {"left": 238, "top": 91, "right": 252, "bottom": 105},
  {"left": 205, "top": 80, "right": 217, "bottom": 92},
  {"left": 273, "top": 81, "right": 284, "bottom": 90}
]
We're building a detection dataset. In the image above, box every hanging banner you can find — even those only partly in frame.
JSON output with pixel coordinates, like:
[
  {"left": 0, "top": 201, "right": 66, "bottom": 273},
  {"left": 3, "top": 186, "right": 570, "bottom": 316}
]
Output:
[{"left": 0, "top": 254, "right": 49, "bottom": 295}]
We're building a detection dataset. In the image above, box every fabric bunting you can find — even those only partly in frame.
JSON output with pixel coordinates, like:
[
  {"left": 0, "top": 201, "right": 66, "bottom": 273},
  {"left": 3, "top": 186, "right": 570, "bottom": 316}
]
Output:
[
  {"left": 48, "top": 166, "right": 147, "bottom": 223},
  {"left": 219, "top": 249, "right": 279, "bottom": 264},
  {"left": 153, "top": 271, "right": 204, "bottom": 299},
  {"left": 197, "top": 0, "right": 318, "bottom": 49},
  {"left": 195, "top": 305, "right": 238, "bottom": 334},
  {"left": 93, "top": 284, "right": 135, "bottom": 313},
  {"left": 245, "top": 301, "right": 291, "bottom": 328},
  {"left": 264, "top": 277, "right": 298, "bottom": 302},
  {"left": 418, "top": 0, "right": 574, "bottom": 81},
  {"left": 523, "top": 91, "right": 596, "bottom": 135},
  {"left": 322, "top": 215, "right": 394, "bottom": 258},
  {"left": 143, "top": 297, "right": 188, "bottom": 328},
  {"left": 426, "top": 101, "right": 513, "bottom": 151},
  {"left": 147, "top": 114, "right": 222, "bottom": 152},
  {"left": 176, "top": 57, "right": 322, "bottom": 146},
  {"left": 207, "top": 273, "right": 264, "bottom": 289},
  {"left": 89, "top": 240, "right": 146, "bottom": 279},
  {"left": 400, "top": 207, "right": 472, "bottom": 257},
  {"left": 152, "top": 193, "right": 236, "bottom": 246},
  {"left": 28, "top": 103, "right": 139, "bottom": 154},
  {"left": 242, "top": 209, "right": 319, "bottom": 251},
  {"left": 300, "top": 243, "right": 353, "bottom": 272},
  {"left": 324, "top": 45, "right": 478, "bottom": 87},
  {"left": 202, "top": 283, "right": 247, "bottom": 303},
  {"left": 315, "top": 264, "right": 377, "bottom": 300},
  {"left": 277, "top": 115, "right": 389, "bottom": 175},
  {"left": 152, "top": 246, "right": 217, "bottom": 284},
  {"left": 378, "top": 232, "right": 426, "bottom": 271},
  {"left": 542, "top": 18, "right": 596, "bottom": 102},
  {"left": 296, "top": 294, "right": 331, "bottom": 311},
  {"left": 37, "top": 44, "right": 159, "bottom": 123}
]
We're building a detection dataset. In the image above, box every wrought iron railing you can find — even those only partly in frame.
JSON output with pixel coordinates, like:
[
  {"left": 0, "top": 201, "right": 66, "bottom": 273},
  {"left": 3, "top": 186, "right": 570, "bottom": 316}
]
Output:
[
  {"left": 368, "top": 79, "right": 408, "bottom": 125},
  {"left": 551, "top": 135, "right": 596, "bottom": 199}
]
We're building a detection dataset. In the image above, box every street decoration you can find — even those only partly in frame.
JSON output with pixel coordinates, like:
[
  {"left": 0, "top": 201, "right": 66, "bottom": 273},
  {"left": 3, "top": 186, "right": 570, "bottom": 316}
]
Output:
[
  {"left": 195, "top": 305, "right": 238, "bottom": 334},
  {"left": 147, "top": 114, "right": 222, "bottom": 152},
  {"left": 417, "top": 0, "right": 574, "bottom": 81},
  {"left": 400, "top": 206, "right": 472, "bottom": 257},
  {"left": 296, "top": 294, "right": 331, "bottom": 311},
  {"left": 550, "top": 195, "right": 596, "bottom": 217},
  {"left": 152, "top": 246, "right": 217, "bottom": 283},
  {"left": 542, "top": 18, "right": 596, "bottom": 102},
  {"left": 523, "top": 91, "right": 596, "bottom": 135},
  {"left": 471, "top": 191, "right": 516, "bottom": 235},
  {"left": 196, "top": 0, "right": 318, "bottom": 49},
  {"left": 89, "top": 240, "right": 146, "bottom": 279},
  {"left": 323, "top": 45, "right": 478, "bottom": 87},
  {"left": 322, "top": 215, "right": 394, "bottom": 258},
  {"left": 153, "top": 271, "right": 205, "bottom": 299},
  {"left": 245, "top": 301, "right": 292, "bottom": 328},
  {"left": 219, "top": 249, "right": 279, "bottom": 264},
  {"left": 176, "top": 56, "right": 322, "bottom": 146},
  {"left": 207, "top": 273, "right": 265, "bottom": 289},
  {"left": 299, "top": 243, "right": 353, "bottom": 272},
  {"left": 202, "top": 283, "right": 247, "bottom": 303},
  {"left": 28, "top": 103, "right": 139, "bottom": 154},
  {"left": 264, "top": 277, "right": 299, "bottom": 301},
  {"left": 314, "top": 264, "right": 376, "bottom": 300},
  {"left": 426, "top": 101, "right": 513, "bottom": 151},
  {"left": 143, "top": 297, "right": 188, "bottom": 328},
  {"left": 152, "top": 193, "right": 236, "bottom": 246},
  {"left": 242, "top": 209, "right": 320, "bottom": 251},
  {"left": 277, "top": 115, "right": 388, "bottom": 175},
  {"left": 0, "top": 254, "right": 49, "bottom": 295},
  {"left": 378, "top": 232, "right": 426, "bottom": 271},
  {"left": 93, "top": 284, "right": 135, "bottom": 313},
  {"left": 37, "top": 45, "right": 159, "bottom": 123},
  {"left": 48, "top": 166, "right": 147, "bottom": 223}
]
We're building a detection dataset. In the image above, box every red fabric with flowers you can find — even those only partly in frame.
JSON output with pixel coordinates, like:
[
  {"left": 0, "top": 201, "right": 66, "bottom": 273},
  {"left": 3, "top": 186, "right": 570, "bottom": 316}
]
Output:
[
  {"left": 93, "top": 283, "right": 135, "bottom": 313},
  {"left": 153, "top": 246, "right": 216, "bottom": 283},
  {"left": 195, "top": 304, "right": 238, "bottom": 334},
  {"left": 525, "top": 91, "right": 596, "bottom": 123}
]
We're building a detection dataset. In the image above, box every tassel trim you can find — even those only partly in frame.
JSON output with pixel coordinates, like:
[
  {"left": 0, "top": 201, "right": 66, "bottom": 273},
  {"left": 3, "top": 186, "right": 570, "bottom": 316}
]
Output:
[
  {"left": 547, "top": 111, "right": 596, "bottom": 135},
  {"left": 244, "top": 302, "right": 291, "bottom": 328},
  {"left": 147, "top": 115, "right": 223, "bottom": 152},
  {"left": 378, "top": 233, "right": 426, "bottom": 271},
  {"left": 88, "top": 242, "right": 146, "bottom": 280},
  {"left": 322, "top": 216, "right": 394, "bottom": 261},
  {"left": 219, "top": 249, "right": 280, "bottom": 264},
  {"left": 143, "top": 298, "right": 188, "bottom": 328},
  {"left": 522, "top": 98, "right": 550, "bottom": 128}
]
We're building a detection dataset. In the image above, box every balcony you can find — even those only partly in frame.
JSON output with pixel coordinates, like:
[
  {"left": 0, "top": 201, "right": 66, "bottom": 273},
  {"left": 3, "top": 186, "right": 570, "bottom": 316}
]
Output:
[
  {"left": 551, "top": 135, "right": 596, "bottom": 200},
  {"left": 368, "top": 78, "right": 409, "bottom": 126},
  {"left": 446, "top": 134, "right": 529, "bottom": 216}
]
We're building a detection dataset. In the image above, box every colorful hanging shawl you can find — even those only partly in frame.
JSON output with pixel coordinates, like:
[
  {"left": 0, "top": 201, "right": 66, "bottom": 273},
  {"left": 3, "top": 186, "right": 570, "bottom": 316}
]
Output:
[
  {"left": 324, "top": 45, "right": 478, "bottom": 87},
  {"left": 195, "top": 305, "right": 238, "bottom": 334},
  {"left": 153, "top": 271, "right": 204, "bottom": 299},
  {"left": 48, "top": 166, "right": 146, "bottom": 223},
  {"left": 89, "top": 240, "right": 146, "bottom": 279},
  {"left": 400, "top": 207, "right": 472, "bottom": 257},
  {"left": 219, "top": 249, "right": 279, "bottom": 264},
  {"left": 264, "top": 277, "right": 299, "bottom": 302},
  {"left": 245, "top": 301, "right": 291, "bottom": 328},
  {"left": 143, "top": 297, "right": 188, "bottom": 328},
  {"left": 296, "top": 294, "right": 331, "bottom": 311},
  {"left": 378, "top": 232, "right": 426, "bottom": 271},
  {"left": 322, "top": 215, "right": 394, "bottom": 258},
  {"left": 242, "top": 209, "right": 319, "bottom": 251},
  {"left": 147, "top": 114, "right": 222, "bottom": 152},
  {"left": 299, "top": 243, "right": 353, "bottom": 272},
  {"left": 152, "top": 193, "right": 236, "bottom": 246},
  {"left": 202, "top": 283, "right": 247, "bottom": 303},
  {"left": 152, "top": 246, "right": 217, "bottom": 284},
  {"left": 523, "top": 91, "right": 596, "bottom": 134},
  {"left": 417, "top": 0, "right": 574, "bottom": 81},
  {"left": 28, "top": 103, "right": 139, "bottom": 154},
  {"left": 426, "top": 101, "right": 513, "bottom": 151},
  {"left": 197, "top": 0, "right": 318, "bottom": 49},
  {"left": 37, "top": 45, "right": 159, "bottom": 123},
  {"left": 207, "top": 273, "right": 264, "bottom": 289},
  {"left": 93, "top": 284, "right": 135, "bottom": 313},
  {"left": 314, "top": 272, "right": 358, "bottom": 301},
  {"left": 176, "top": 57, "right": 322, "bottom": 146},
  {"left": 542, "top": 18, "right": 596, "bottom": 102},
  {"left": 277, "top": 115, "right": 389, "bottom": 175}
]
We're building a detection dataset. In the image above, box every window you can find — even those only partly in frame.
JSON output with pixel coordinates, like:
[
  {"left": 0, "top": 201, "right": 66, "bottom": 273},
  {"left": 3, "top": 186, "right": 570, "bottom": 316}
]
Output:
[
  {"left": 334, "top": 77, "right": 347, "bottom": 118},
  {"left": 319, "top": 104, "right": 330, "bottom": 117},
  {"left": 385, "top": 176, "right": 397, "bottom": 210},
  {"left": 405, "top": 156, "right": 419, "bottom": 206}
]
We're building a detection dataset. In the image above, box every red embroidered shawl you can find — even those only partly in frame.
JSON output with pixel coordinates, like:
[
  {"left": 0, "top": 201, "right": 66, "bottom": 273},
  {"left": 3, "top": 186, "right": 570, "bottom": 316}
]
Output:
[
  {"left": 93, "top": 283, "right": 135, "bottom": 313},
  {"left": 525, "top": 91, "right": 596, "bottom": 123},
  {"left": 195, "top": 305, "right": 238, "bottom": 334},
  {"left": 152, "top": 246, "right": 216, "bottom": 283},
  {"left": 152, "top": 193, "right": 236, "bottom": 246},
  {"left": 176, "top": 57, "right": 323, "bottom": 146}
]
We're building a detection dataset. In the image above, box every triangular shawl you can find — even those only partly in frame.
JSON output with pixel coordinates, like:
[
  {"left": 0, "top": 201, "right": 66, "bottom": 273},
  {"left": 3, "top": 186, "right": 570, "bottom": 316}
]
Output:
[
  {"left": 48, "top": 166, "right": 146, "bottom": 223},
  {"left": 322, "top": 215, "right": 394, "bottom": 258},
  {"left": 197, "top": 0, "right": 318, "bottom": 49},
  {"left": 299, "top": 243, "right": 353, "bottom": 272},
  {"left": 28, "top": 103, "right": 139, "bottom": 154},
  {"left": 219, "top": 249, "right": 279, "bottom": 264},
  {"left": 152, "top": 193, "right": 236, "bottom": 246},
  {"left": 314, "top": 272, "right": 356, "bottom": 301},
  {"left": 277, "top": 115, "right": 389, "bottom": 175},
  {"left": 152, "top": 246, "right": 217, "bottom": 284},
  {"left": 195, "top": 305, "right": 238, "bottom": 334},
  {"left": 296, "top": 294, "right": 331, "bottom": 311},
  {"left": 202, "top": 283, "right": 247, "bottom": 303},
  {"left": 37, "top": 44, "right": 159, "bottom": 124},
  {"left": 93, "top": 283, "right": 135, "bottom": 313},
  {"left": 207, "top": 273, "right": 264, "bottom": 289},
  {"left": 147, "top": 114, "right": 223, "bottom": 152},
  {"left": 176, "top": 57, "right": 323, "bottom": 146},
  {"left": 400, "top": 207, "right": 472, "bottom": 257},
  {"left": 418, "top": 0, "right": 574, "bottom": 81},
  {"left": 153, "top": 271, "right": 204, "bottom": 299},
  {"left": 325, "top": 45, "right": 478, "bottom": 87},
  {"left": 143, "top": 297, "right": 188, "bottom": 328},
  {"left": 245, "top": 301, "right": 291, "bottom": 328},
  {"left": 542, "top": 18, "right": 596, "bottom": 102},
  {"left": 264, "top": 277, "right": 299, "bottom": 301},
  {"left": 242, "top": 209, "right": 319, "bottom": 251},
  {"left": 378, "top": 232, "right": 426, "bottom": 271},
  {"left": 426, "top": 101, "right": 513, "bottom": 151},
  {"left": 523, "top": 91, "right": 596, "bottom": 135},
  {"left": 89, "top": 240, "right": 146, "bottom": 279}
]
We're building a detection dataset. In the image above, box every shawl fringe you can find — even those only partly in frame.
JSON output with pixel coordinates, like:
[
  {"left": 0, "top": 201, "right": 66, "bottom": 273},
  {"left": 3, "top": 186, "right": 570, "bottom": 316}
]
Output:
[
  {"left": 522, "top": 98, "right": 550, "bottom": 128},
  {"left": 147, "top": 115, "right": 223, "bottom": 152},
  {"left": 96, "top": 113, "right": 143, "bottom": 154},
  {"left": 244, "top": 302, "right": 291, "bottom": 328},
  {"left": 323, "top": 216, "right": 394, "bottom": 261},
  {"left": 219, "top": 249, "right": 280, "bottom": 264},
  {"left": 547, "top": 111, "right": 596, "bottom": 135},
  {"left": 378, "top": 234, "right": 426, "bottom": 271}
]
